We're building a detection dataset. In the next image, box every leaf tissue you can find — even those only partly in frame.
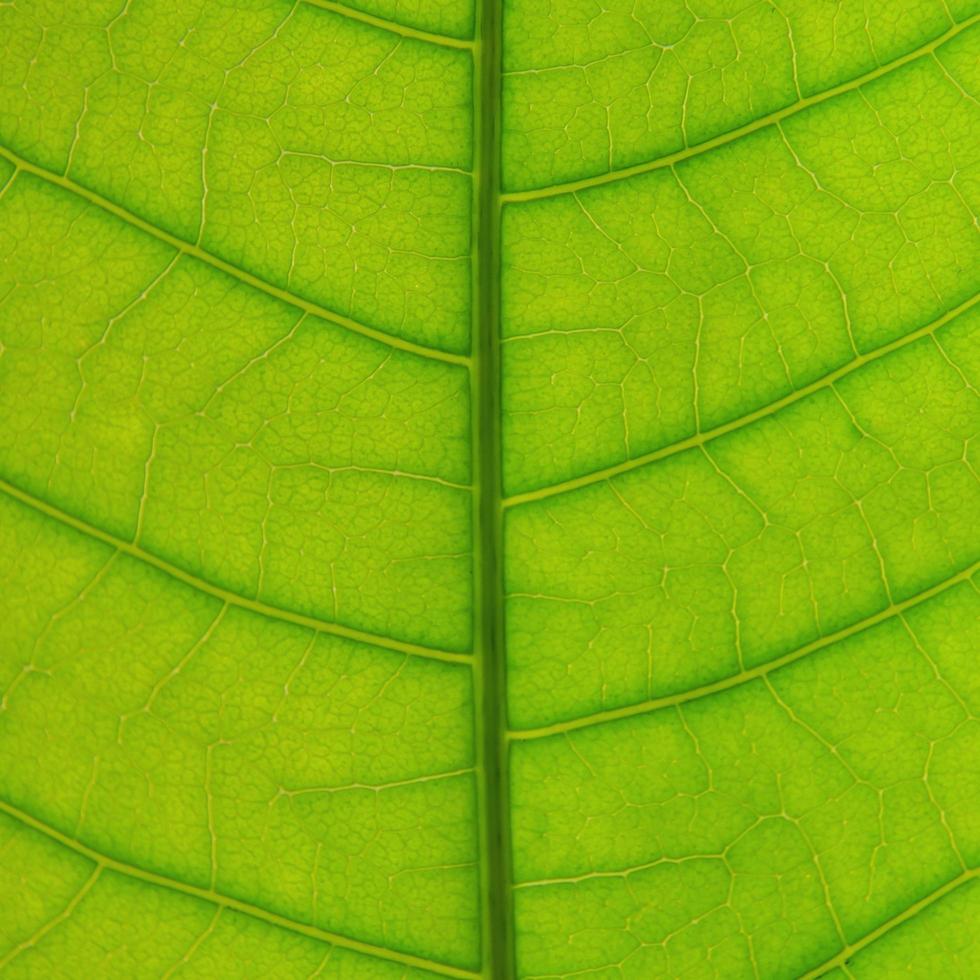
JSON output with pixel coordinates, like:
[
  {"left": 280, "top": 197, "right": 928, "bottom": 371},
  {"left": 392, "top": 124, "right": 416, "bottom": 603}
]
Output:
[{"left": 0, "top": 0, "right": 978, "bottom": 977}]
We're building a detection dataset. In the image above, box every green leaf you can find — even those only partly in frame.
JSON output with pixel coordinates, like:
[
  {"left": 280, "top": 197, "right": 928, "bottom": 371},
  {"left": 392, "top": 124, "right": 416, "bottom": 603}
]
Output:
[{"left": 0, "top": 2, "right": 978, "bottom": 978}]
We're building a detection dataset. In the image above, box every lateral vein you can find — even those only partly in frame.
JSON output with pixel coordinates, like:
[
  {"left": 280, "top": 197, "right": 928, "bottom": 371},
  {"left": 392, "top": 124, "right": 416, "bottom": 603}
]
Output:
[
  {"left": 0, "top": 799, "right": 480, "bottom": 980},
  {"left": 0, "top": 477, "right": 471, "bottom": 665},
  {"left": 0, "top": 865, "right": 103, "bottom": 970},
  {"left": 508, "top": 559, "right": 979, "bottom": 740},
  {"left": 504, "top": 288, "right": 980, "bottom": 508},
  {"left": 0, "top": 145, "right": 469, "bottom": 368},
  {"left": 799, "top": 867, "right": 979, "bottom": 979},
  {"left": 500, "top": 13, "right": 980, "bottom": 203},
  {"left": 302, "top": 0, "right": 473, "bottom": 49}
]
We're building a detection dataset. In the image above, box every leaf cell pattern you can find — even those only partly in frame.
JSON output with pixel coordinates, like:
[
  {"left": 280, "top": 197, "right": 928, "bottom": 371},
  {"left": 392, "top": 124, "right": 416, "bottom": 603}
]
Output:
[{"left": 0, "top": 1, "right": 978, "bottom": 978}]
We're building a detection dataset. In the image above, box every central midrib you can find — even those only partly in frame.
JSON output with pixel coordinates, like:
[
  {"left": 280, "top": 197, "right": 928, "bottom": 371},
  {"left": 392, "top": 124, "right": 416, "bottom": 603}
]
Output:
[{"left": 472, "top": 0, "right": 513, "bottom": 978}]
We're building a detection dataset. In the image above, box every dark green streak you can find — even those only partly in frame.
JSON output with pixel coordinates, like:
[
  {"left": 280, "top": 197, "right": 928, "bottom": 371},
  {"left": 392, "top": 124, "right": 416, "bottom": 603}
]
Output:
[{"left": 473, "top": 0, "right": 513, "bottom": 977}]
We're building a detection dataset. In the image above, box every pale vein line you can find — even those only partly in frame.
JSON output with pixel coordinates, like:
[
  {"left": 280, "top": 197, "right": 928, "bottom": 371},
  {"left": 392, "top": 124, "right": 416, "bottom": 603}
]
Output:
[
  {"left": 0, "top": 146, "right": 469, "bottom": 368},
  {"left": 276, "top": 463, "right": 471, "bottom": 492},
  {"left": 0, "top": 800, "right": 479, "bottom": 980},
  {"left": 514, "top": 854, "right": 711, "bottom": 890},
  {"left": 504, "top": 288, "right": 980, "bottom": 508},
  {"left": 0, "top": 477, "right": 471, "bottom": 666},
  {"left": 501, "top": 13, "right": 980, "bottom": 203},
  {"left": 302, "top": 0, "right": 473, "bottom": 49},
  {"left": 800, "top": 868, "right": 979, "bottom": 979},
  {"left": 0, "top": 865, "right": 103, "bottom": 969},
  {"left": 507, "top": 559, "right": 979, "bottom": 740},
  {"left": 277, "top": 767, "right": 473, "bottom": 798},
  {"left": 161, "top": 906, "right": 223, "bottom": 979}
]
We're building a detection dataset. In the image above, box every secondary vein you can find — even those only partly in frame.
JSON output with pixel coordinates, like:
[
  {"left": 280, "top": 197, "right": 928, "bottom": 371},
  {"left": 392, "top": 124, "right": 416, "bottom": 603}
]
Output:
[
  {"left": 504, "top": 288, "right": 980, "bottom": 509},
  {"left": 508, "top": 559, "right": 979, "bottom": 740},
  {"left": 799, "top": 867, "right": 979, "bottom": 979},
  {"left": 0, "top": 477, "right": 470, "bottom": 666},
  {"left": 302, "top": 0, "right": 473, "bottom": 49},
  {"left": 501, "top": 12, "right": 980, "bottom": 203},
  {"left": 0, "top": 799, "right": 480, "bottom": 980},
  {"left": 0, "top": 145, "right": 469, "bottom": 368}
]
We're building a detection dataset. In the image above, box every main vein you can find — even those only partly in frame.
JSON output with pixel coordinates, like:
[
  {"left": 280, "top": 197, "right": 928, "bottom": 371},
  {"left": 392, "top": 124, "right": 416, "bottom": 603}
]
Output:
[{"left": 472, "top": 2, "right": 514, "bottom": 977}]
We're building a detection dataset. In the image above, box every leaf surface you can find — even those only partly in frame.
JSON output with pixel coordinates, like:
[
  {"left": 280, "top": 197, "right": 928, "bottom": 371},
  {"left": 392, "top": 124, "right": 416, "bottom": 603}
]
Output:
[{"left": 0, "top": 1, "right": 978, "bottom": 977}]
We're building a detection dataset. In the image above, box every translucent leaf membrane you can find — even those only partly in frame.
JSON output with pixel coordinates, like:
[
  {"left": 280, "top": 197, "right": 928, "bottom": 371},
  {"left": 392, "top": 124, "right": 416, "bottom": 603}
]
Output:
[
  {"left": 1, "top": 1, "right": 979, "bottom": 978},
  {"left": 0, "top": 493, "right": 479, "bottom": 969},
  {"left": 837, "top": 879, "right": 980, "bottom": 977},
  {"left": 0, "top": 812, "right": 445, "bottom": 978},
  {"left": 505, "top": 309, "right": 980, "bottom": 727},
  {"left": 511, "top": 579, "right": 980, "bottom": 975},
  {"left": 0, "top": 0, "right": 473, "bottom": 351},
  {"left": 502, "top": 35, "right": 980, "bottom": 495},
  {"left": 502, "top": 0, "right": 980, "bottom": 190},
  {"left": 0, "top": 175, "right": 473, "bottom": 651},
  {"left": 498, "top": 5, "right": 980, "bottom": 979}
]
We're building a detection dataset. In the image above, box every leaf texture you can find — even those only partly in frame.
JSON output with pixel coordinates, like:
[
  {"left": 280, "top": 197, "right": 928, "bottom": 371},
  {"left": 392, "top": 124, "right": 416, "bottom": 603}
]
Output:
[{"left": 0, "top": 1, "right": 978, "bottom": 978}]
